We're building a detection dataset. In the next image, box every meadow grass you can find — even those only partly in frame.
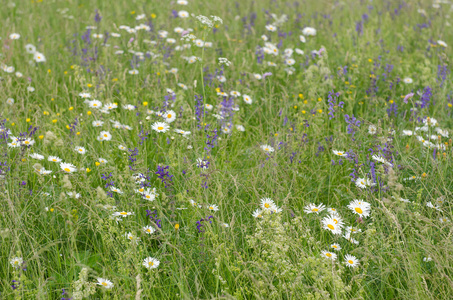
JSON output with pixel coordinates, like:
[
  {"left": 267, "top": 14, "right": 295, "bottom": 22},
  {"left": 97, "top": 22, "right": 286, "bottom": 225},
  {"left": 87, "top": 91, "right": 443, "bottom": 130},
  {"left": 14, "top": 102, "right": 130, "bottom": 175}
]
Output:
[{"left": 1, "top": 0, "right": 453, "bottom": 299}]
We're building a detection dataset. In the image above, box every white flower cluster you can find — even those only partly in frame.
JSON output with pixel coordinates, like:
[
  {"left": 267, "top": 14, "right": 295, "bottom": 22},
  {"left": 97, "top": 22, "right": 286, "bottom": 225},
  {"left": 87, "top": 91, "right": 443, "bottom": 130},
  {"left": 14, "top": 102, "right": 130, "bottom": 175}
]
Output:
[
  {"left": 211, "top": 15, "right": 223, "bottom": 24},
  {"left": 270, "top": 14, "right": 288, "bottom": 27},
  {"left": 181, "top": 33, "right": 197, "bottom": 42},
  {"left": 218, "top": 57, "right": 231, "bottom": 67},
  {"left": 195, "top": 15, "right": 223, "bottom": 28}
]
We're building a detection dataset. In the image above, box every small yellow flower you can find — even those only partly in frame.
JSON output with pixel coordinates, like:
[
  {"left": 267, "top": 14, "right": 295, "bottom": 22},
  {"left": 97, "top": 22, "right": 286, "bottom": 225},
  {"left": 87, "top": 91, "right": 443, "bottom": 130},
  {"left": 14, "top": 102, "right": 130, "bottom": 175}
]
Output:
[
  {"left": 76, "top": 132, "right": 80, "bottom": 135},
  {"left": 39, "top": 135, "right": 44, "bottom": 139},
  {"left": 52, "top": 119, "right": 58, "bottom": 123},
  {"left": 298, "top": 93, "right": 304, "bottom": 99},
  {"left": 294, "top": 105, "right": 297, "bottom": 109},
  {"left": 318, "top": 109, "right": 323, "bottom": 113},
  {"left": 317, "top": 98, "right": 322, "bottom": 102},
  {"left": 47, "top": 69, "right": 51, "bottom": 73},
  {"left": 57, "top": 113, "right": 60, "bottom": 116},
  {"left": 151, "top": 13, "right": 156, "bottom": 18},
  {"left": 368, "top": 58, "right": 373, "bottom": 62},
  {"left": 131, "top": 10, "right": 135, "bottom": 14},
  {"left": 448, "top": 103, "right": 452, "bottom": 108},
  {"left": 51, "top": 98, "right": 54, "bottom": 101},
  {"left": 422, "top": 172, "right": 427, "bottom": 178},
  {"left": 389, "top": 100, "right": 394, "bottom": 104},
  {"left": 174, "top": 223, "right": 180, "bottom": 230},
  {"left": 87, "top": 83, "right": 92, "bottom": 87},
  {"left": 50, "top": 208, "right": 54, "bottom": 212},
  {"left": 66, "top": 125, "right": 70, "bottom": 129},
  {"left": 70, "top": 65, "right": 75, "bottom": 69},
  {"left": 86, "top": 168, "right": 91, "bottom": 173},
  {"left": 21, "top": 158, "right": 26, "bottom": 162},
  {"left": 302, "top": 110, "right": 306, "bottom": 114},
  {"left": 11, "top": 123, "right": 15, "bottom": 126},
  {"left": 26, "top": 118, "right": 31, "bottom": 122},
  {"left": 274, "top": 133, "right": 278, "bottom": 136},
  {"left": 95, "top": 162, "right": 101, "bottom": 166},
  {"left": 64, "top": 71, "right": 68, "bottom": 75},
  {"left": 112, "top": 78, "right": 118, "bottom": 82},
  {"left": 157, "top": 72, "right": 160, "bottom": 76},
  {"left": 87, "top": 111, "right": 92, "bottom": 115},
  {"left": 345, "top": 81, "right": 349, "bottom": 85},
  {"left": 143, "top": 102, "right": 148, "bottom": 106},
  {"left": 303, "top": 100, "right": 307, "bottom": 104},
  {"left": 69, "top": 106, "right": 74, "bottom": 111}
]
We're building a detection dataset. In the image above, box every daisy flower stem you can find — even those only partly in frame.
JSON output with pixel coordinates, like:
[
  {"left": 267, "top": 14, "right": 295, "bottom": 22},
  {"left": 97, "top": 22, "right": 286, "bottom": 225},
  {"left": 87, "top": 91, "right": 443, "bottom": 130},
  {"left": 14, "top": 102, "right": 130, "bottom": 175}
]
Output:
[{"left": 200, "top": 30, "right": 207, "bottom": 127}]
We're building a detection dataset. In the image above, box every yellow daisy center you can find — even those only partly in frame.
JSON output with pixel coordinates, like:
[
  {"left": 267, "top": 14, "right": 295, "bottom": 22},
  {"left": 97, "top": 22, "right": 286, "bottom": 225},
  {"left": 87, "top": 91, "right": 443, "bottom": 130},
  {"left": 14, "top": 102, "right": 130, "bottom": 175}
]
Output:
[
  {"left": 264, "top": 203, "right": 270, "bottom": 208},
  {"left": 348, "top": 260, "right": 354, "bottom": 264},
  {"left": 327, "top": 224, "right": 335, "bottom": 230},
  {"left": 101, "top": 282, "right": 108, "bottom": 286},
  {"left": 355, "top": 207, "right": 363, "bottom": 214},
  {"left": 148, "top": 261, "right": 154, "bottom": 266},
  {"left": 158, "top": 126, "right": 164, "bottom": 130},
  {"left": 312, "top": 208, "right": 318, "bottom": 212},
  {"left": 326, "top": 253, "right": 332, "bottom": 257},
  {"left": 64, "top": 168, "right": 70, "bottom": 172},
  {"left": 167, "top": 114, "right": 172, "bottom": 118},
  {"left": 120, "top": 212, "right": 128, "bottom": 215}
]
